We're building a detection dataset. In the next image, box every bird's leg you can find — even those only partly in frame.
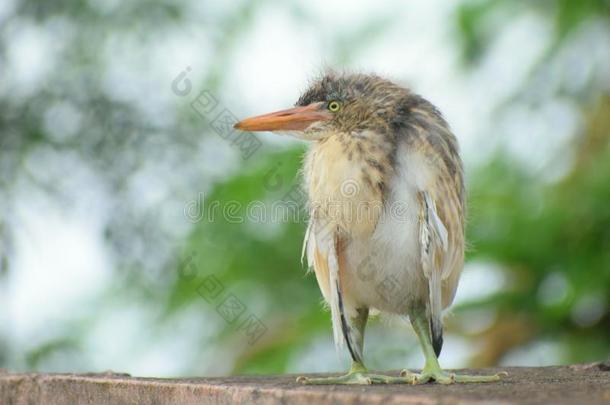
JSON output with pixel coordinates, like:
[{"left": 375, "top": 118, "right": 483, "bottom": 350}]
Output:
[
  {"left": 404, "top": 308, "right": 507, "bottom": 384},
  {"left": 297, "top": 308, "right": 412, "bottom": 385}
]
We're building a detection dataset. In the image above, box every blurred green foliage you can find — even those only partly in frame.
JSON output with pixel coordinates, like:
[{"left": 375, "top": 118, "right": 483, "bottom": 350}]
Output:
[{"left": 463, "top": 98, "right": 610, "bottom": 365}]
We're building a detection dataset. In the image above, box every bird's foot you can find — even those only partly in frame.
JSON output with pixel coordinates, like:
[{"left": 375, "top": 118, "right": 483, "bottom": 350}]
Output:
[
  {"left": 297, "top": 371, "right": 414, "bottom": 385},
  {"left": 297, "top": 364, "right": 415, "bottom": 385},
  {"left": 401, "top": 367, "right": 507, "bottom": 384}
]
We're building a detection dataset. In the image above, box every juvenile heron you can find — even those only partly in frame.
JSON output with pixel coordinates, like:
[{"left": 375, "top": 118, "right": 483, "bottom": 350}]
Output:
[{"left": 234, "top": 72, "right": 505, "bottom": 384}]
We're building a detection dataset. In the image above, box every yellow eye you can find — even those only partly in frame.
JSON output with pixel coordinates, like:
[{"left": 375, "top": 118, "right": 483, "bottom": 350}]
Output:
[{"left": 328, "top": 101, "right": 341, "bottom": 112}]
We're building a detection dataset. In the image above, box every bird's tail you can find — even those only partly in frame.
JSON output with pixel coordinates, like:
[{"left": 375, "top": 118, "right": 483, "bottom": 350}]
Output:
[{"left": 428, "top": 271, "right": 443, "bottom": 357}]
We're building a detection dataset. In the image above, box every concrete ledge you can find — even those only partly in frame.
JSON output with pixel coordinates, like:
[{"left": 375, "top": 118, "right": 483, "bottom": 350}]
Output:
[{"left": 1, "top": 363, "right": 609, "bottom": 405}]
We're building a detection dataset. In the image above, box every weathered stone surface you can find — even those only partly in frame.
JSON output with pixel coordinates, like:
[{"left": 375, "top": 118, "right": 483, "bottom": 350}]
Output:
[{"left": 1, "top": 364, "right": 609, "bottom": 405}]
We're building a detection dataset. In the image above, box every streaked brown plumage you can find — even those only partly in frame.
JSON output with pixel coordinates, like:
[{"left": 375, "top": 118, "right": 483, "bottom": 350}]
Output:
[{"left": 234, "top": 72, "right": 504, "bottom": 384}]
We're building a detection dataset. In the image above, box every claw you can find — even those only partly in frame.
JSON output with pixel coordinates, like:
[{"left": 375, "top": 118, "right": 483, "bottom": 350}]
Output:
[{"left": 400, "top": 369, "right": 415, "bottom": 377}]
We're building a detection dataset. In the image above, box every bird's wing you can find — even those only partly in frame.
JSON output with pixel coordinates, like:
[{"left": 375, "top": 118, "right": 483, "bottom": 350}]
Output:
[
  {"left": 418, "top": 176, "right": 464, "bottom": 353},
  {"left": 304, "top": 214, "right": 344, "bottom": 347},
  {"left": 418, "top": 190, "right": 448, "bottom": 279},
  {"left": 421, "top": 177, "right": 464, "bottom": 281},
  {"left": 304, "top": 214, "right": 364, "bottom": 363}
]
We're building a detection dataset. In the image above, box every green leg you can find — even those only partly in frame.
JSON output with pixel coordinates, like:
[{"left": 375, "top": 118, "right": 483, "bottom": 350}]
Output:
[
  {"left": 405, "top": 308, "right": 507, "bottom": 384},
  {"left": 297, "top": 308, "right": 415, "bottom": 385}
]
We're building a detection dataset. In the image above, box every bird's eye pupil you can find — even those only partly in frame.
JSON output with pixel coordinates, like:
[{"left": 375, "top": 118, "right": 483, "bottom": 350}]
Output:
[{"left": 328, "top": 101, "right": 340, "bottom": 112}]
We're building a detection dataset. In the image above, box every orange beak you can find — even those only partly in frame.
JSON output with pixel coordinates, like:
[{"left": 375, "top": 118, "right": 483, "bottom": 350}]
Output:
[{"left": 233, "top": 102, "right": 331, "bottom": 132}]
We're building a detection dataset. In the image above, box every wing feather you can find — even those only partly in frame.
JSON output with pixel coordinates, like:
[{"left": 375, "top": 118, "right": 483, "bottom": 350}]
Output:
[
  {"left": 419, "top": 184, "right": 463, "bottom": 356},
  {"left": 304, "top": 216, "right": 346, "bottom": 349}
]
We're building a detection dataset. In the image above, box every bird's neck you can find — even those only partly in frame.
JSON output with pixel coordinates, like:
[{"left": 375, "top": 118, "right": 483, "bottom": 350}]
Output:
[{"left": 304, "top": 131, "right": 395, "bottom": 238}]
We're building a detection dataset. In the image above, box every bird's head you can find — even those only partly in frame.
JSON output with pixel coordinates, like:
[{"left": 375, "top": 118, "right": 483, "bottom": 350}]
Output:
[{"left": 234, "top": 72, "right": 410, "bottom": 140}]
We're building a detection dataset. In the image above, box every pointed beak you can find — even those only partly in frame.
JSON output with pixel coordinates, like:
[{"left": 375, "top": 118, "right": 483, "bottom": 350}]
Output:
[{"left": 233, "top": 102, "right": 331, "bottom": 132}]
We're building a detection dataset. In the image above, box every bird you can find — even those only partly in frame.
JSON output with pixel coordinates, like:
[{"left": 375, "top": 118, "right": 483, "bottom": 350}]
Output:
[{"left": 234, "top": 72, "right": 506, "bottom": 385}]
